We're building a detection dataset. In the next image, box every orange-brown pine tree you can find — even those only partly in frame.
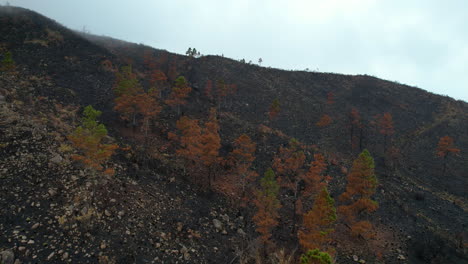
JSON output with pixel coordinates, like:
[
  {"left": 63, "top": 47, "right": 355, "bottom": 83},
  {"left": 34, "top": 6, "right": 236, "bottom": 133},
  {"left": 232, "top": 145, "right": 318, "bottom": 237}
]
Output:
[
  {"left": 273, "top": 138, "right": 306, "bottom": 233},
  {"left": 269, "top": 98, "right": 281, "bottom": 120},
  {"left": 299, "top": 153, "right": 330, "bottom": 212},
  {"left": 436, "top": 136, "right": 460, "bottom": 176},
  {"left": 316, "top": 114, "right": 332, "bottom": 128},
  {"left": 205, "top": 79, "right": 213, "bottom": 100},
  {"left": 165, "top": 76, "right": 191, "bottom": 115},
  {"left": 68, "top": 105, "right": 118, "bottom": 175},
  {"left": 200, "top": 108, "right": 222, "bottom": 187},
  {"left": 349, "top": 108, "right": 362, "bottom": 151},
  {"left": 338, "top": 149, "right": 378, "bottom": 239},
  {"left": 172, "top": 109, "right": 221, "bottom": 189},
  {"left": 377, "top": 112, "right": 394, "bottom": 153},
  {"left": 253, "top": 168, "right": 281, "bottom": 255},
  {"left": 113, "top": 65, "right": 145, "bottom": 130},
  {"left": 298, "top": 187, "right": 336, "bottom": 252},
  {"left": 215, "top": 134, "right": 258, "bottom": 206}
]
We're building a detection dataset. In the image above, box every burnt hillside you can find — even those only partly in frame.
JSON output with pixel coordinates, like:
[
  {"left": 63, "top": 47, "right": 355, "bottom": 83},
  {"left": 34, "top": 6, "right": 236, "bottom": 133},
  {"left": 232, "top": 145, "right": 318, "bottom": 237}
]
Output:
[{"left": 1, "top": 6, "right": 467, "bottom": 264}]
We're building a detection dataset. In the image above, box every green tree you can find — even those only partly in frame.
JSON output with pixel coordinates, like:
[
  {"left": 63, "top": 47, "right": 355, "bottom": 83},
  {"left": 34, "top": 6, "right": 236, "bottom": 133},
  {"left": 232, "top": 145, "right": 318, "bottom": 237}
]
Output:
[
  {"left": 1, "top": 51, "right": 15, "bottom": 72},
  {"left": 300, "top": 249, "right": 333, "bottom": 264}
]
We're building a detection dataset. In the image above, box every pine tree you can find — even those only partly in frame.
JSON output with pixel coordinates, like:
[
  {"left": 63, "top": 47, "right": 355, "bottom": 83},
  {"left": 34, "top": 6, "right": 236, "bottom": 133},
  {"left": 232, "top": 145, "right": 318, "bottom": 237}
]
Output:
[
  {"left": 298, "top": 187, "right": 336, "bottom": 251},
  {"left": 436, "top": 136, "right": 460, "bottom": 176},
  {"left": 349, "top": 108, "right": 362, "bottom": 151},
  {"left": 338, "top": 149, "right": 378, "bottom": 239},
  {"left": 200, "top": 108, "right": 222, "bottom": 187},
  {"left": 299, "top": 249, "right": 333, "bottom": 264},
  {"left": 273, "top": 138, "right": 306, "bottom": 233},
  {"left": 1, "top": 50, "right": 15, "bottom": 72},
  {"left": 165, "top": 76, "right": 192, "bottom": 115},
  {"left": 205, "top": 79, "right": 213, "bottom": 100},
  {"left": 377, "top": 112, "right": 394, "bottom": 153},
  {"left": 68, "top": 105, "right": 118, "bottom": 174},
  {"left": 113, "top": 65, "right": 144, "bottom": 130},
  {"left": 253, "top": 168, "right": 281, "bottom": 253},
  {"left": 269, "top": 98, "right": 281, "bottom": 120},
  {"left": 300, "top": 153, "right": 330, "bottom": 211},
  {"left": 316, "top": 114, "right": 332, "bottom": 128},
  {"left": 215, "top": 134, "right": 258, "bottom": 206},
  {"left": 172, "top": 109, "right": 221, "bottom": 189}
]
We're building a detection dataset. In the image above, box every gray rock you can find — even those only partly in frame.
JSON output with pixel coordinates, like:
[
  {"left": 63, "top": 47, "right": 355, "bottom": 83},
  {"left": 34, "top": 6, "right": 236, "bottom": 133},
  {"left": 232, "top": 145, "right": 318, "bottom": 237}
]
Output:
[
  {"left": 50, "top": 154, "right": 63, "bottom": 164},
  {"left": 397, "top": 254, "right": 406, "bottom": 260},
  {"left": 31, "top": 223, "right": 39, "bottom": 230},
  {"left": 0, "top": 249, "right": 15, "bottom": 264},
  {"left": 352, "top": 255, "right": 359, "bottom": 262},
  {"left": 212, "top": 219, "right": 223, "bottom": 231},
  {"left": 47, "top": 252, "right": 55, "bottom": 260},
  {"left": 48, "top": 189, "right": 57, "bottom": 196}
]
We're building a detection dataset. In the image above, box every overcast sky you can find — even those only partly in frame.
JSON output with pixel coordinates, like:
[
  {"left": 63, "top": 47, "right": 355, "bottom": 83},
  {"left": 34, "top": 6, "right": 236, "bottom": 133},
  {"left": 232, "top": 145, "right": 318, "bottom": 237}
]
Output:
[{"left": 8, "top": 0, "right": 468, "bottom": 101}]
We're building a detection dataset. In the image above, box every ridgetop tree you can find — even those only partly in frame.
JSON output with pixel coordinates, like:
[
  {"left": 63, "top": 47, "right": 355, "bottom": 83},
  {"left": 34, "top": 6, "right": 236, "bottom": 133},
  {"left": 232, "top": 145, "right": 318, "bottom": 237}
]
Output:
[{"left": 338, "top": 149, "right": 378, "bottom": 239}]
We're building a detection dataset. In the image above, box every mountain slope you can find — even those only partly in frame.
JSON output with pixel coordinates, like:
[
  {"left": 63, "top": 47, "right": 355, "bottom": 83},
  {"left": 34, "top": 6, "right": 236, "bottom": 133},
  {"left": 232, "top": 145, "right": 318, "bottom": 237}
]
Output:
[{"left": 1, "top": 6, "right": 467, "bottom": 264}]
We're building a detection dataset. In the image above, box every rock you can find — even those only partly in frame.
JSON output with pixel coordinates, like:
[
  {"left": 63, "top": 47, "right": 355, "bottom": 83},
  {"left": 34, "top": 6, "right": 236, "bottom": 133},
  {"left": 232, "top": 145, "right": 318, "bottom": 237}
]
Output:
[
  {"left": 104, "top": 210, "right": 111, "bottom": 217},
  {"left": 352, "top": 255, "right": 359, "bottom": 262},
  {"left": 0, "top": 95, "right": 5, "bottom": 104},
  {"left": 183, "top": 252, "right": 190, "bottom": 261},
  {"left": 31, "top": 223, "right": 39, "bottom": 230},
  {"left": 48, "top": 189, "right": 57, "bottom": 196},
  {"left": 397, "top": 254, "right": 406, "bottom": 260},
  {"left": 17, "top": 247, "right": 25, "bottom": 252},
  {"left": 0, "top": 249, "right": 15, "bottom": 264},
  {"left": 359, "top": 260, "right": 366, "bottom": 264},
  {"left": 176, "top": 222, "right": 183, "bottom": 232},
  {"left": 14, "top": 259, "right": 21, "bottom": 264},
  {"left": 27, "top": 240, "right": 35, "bottom": 245},
  {"left": 118, "top": 211, "right": 125, "bottom": 217},
  {"left": 212, "top": 219, "right": 223, "bottom": 231},
  {"left": 237, "top": 228, "right": 246, "bottom": 236},
  {"left": 100, "top": 242, "right": 107, "bottom": 249},
  {"left": 50, "top": 154, "right": 63, "bottom": 164},
  {"left": 221, "top": 230, "right": 227, "bottom": 235},
  {"left": 62, "top": 252, "right": 69, "bottom": 260},
  {"left": 47, "top": 252, "right": 55, "bottom": 260},
  {"left": 155, "top": 243, "right": 161, "bottom": 248},
  {"left": 180, "top": 246, "right": 188, "bottom": 254}
]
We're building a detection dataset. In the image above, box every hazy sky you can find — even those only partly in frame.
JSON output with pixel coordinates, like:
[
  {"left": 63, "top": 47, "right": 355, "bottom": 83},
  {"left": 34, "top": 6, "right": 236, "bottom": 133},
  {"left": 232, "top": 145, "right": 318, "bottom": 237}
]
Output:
[{"left": 8, "top": 0, "right": 468, "bottom": 101}]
